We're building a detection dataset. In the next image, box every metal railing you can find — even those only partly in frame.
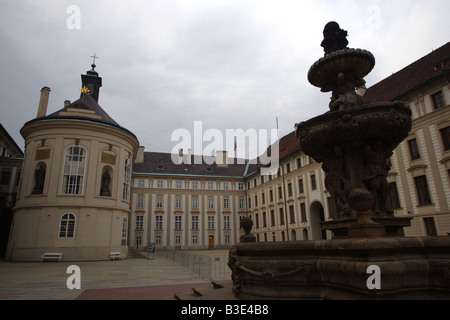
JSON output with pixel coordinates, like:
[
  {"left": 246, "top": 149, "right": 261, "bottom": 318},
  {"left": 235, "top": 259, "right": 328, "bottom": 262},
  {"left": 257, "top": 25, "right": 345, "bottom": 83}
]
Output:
[{"left": 158, "top": 250, "right": 231, "bottom": 281}]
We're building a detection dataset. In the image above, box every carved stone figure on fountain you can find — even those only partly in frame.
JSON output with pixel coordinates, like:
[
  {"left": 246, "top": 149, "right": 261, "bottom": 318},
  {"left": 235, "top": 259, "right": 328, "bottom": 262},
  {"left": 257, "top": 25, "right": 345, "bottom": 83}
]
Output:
[
  {"left": 361, "top": 139, "right": 393, "bottom": 215},
  {"left": 322, "top": 146, "right": 352, "bottom": 218}
]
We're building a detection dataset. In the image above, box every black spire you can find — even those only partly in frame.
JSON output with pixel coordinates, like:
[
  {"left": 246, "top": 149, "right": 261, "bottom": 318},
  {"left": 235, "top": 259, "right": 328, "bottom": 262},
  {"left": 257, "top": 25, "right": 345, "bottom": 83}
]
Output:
[{"left": 80, "top": 54, "right": 102, "bottom": 103}]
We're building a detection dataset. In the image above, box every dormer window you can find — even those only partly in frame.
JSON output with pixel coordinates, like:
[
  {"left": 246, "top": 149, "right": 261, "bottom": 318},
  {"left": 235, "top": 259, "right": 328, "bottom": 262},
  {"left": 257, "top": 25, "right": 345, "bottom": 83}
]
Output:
[{"left": 157, "top": 165, "right": 164, "bottom": 171}]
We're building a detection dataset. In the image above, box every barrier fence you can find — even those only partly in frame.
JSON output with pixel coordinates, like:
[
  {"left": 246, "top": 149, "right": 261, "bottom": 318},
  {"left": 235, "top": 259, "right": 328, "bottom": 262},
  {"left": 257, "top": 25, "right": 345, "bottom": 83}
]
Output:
[{"left": 157, "top": 250, "right": 231, "bottom": 281}]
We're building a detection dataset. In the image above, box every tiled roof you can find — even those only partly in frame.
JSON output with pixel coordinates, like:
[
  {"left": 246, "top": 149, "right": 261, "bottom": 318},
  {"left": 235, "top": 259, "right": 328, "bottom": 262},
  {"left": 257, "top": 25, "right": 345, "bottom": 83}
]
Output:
[
  {"left": 134, "top": 151, "right": 259, "bottom": 178},
  {"left": 364, "top": 41, "right": 450, "bottom": 103},
  {"left": 24, "top": 94, "right": 137, "bottom": 139}
]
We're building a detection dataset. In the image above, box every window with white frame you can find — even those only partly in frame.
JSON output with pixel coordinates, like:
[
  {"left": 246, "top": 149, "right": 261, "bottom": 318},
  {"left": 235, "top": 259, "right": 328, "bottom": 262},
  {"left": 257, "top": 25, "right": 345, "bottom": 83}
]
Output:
[
  {"left": 156, "top": 196, "right": 163, "bottom": 208},
  {"left": 238, "top": 182, "right": 244, "bottom": 190},
  {"left": 175, "top": 180, "right": 182, "bottom": 189},
  {"left": 138, "top": 179, "right": 145, "bottom": 188},
  {"left": 175, "top": 234, "right": 181, "bottom": 244},
  {"left": 123, "top": 158, "right": 131, "bottom": 200},
  {"left": 192, "top": 197, "right": 198, "bottom": 209},
  {"left": 175, "top": 215, "right": 182, "bottom": 230},
  {"left": 155, "top": 235, "right": 162, "bottom": 245},
  {"left": 155, "top": 216, "right": 163, "bottom": 230},
  {"left": 175, "top": 196, "right": 182, "bottom": 208},
  {"left": 62, "top": 146, "right": 86, "bottom": 195},
  {"left": 208, "top": 181, "right": 214, "bottom": 190},
  {"left": 208, "top": 198, "right": 214, "bottom": 209},
  {"left": 192, "top": 181, "right": 199, "bottom": 189},
  {"left": 225, "top": 234, "right": 230, "bottom": 244},
  {"left": 223, "top": 182, "right": 229, "bottom": 190},
  {"left": 192, "top": 215, "right": 199, "bottom": 230},
  {"left": 136, "top": 215, "right": 143, "bottom": 230},
  {"left": 239, "top": 198, "right": 245, "bottom": 209},
  {"left": 121, "top": 218, "right": 127, "bottom": 245},
  {"left": 223, "top": 198, "right": 229, "bottom": 209},
  {"left": 192, "top": 234, "right": 198, "bottom": 244},
  {"left": 223, "top": 215, "right": 230, "bottom": 229},
  {"left": 157, "top": 180, "right": 164, "bottom": 188},
  {"left": 208, "top": 216, "right": 215, "bottom": 229},
  {"left": 59, "top": 213, "right": 76, "bottom": 238},
  {"left": 137, "top": 195, "right": 144, "bottom": 208}
]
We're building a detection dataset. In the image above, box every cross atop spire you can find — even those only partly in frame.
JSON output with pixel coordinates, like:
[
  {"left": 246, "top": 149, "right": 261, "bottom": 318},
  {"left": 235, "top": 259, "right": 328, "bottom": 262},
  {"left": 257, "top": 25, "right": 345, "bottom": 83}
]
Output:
[{"left": 91, "top": 53, "right": 100, "bottom": 69}]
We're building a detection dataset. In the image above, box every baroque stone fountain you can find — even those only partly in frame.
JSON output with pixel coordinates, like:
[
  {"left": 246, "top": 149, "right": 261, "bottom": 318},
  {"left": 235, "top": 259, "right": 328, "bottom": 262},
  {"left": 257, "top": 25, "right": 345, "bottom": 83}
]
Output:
[{"left": 226, "top": 22, "right": 450, "bottom": 300}]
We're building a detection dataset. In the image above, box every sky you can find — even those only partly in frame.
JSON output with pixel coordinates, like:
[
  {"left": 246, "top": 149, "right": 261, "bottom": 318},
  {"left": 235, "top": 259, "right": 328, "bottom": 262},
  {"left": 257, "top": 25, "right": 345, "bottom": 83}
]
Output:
[{"left": 1, "top": 0, "right": 449, "bottom": 159}]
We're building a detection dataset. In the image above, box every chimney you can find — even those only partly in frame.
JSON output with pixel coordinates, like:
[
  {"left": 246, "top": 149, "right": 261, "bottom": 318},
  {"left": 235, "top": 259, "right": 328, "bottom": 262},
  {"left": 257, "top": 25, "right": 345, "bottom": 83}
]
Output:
[
  {"left": 187, "top": 149, "right": 192, "bottom": 165},
  {"left": 136, "top": 146, "right": 145, "bottom": 163},
  {"left": 37, "top": 87, "right": 51, "bottom": 118},
  {"left": 216, "top": 150, "right": 228, "bottom": 167},
  {"left": 178, "top": 149, "right": 183, "bottom": 164}
]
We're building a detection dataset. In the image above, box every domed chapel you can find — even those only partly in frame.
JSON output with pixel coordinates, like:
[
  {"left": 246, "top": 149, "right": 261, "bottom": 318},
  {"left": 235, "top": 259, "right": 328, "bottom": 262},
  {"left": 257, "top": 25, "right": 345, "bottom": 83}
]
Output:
[{"left": 6, "top": 62, "right": 139, "bottom": 261}]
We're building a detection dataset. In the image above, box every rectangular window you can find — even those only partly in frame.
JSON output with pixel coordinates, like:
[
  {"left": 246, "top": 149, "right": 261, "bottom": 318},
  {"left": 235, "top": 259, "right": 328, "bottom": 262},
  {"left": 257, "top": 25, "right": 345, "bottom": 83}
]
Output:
[
  {"left": 136, "top": 215, "right": 143, "bottom": 230},
  {"left": 269, "top": 189, "right": 274, "bottom": 202},
  {"left": 300, "top": 203, "right": 307, "bottom": 222},
  {"left": 155, "top": 235, "right": 162, "bottom": 245},
  {"left": 175, "top": 196, "right": 182, "bottom": 209},
  {"left": 279, "top": 208, "right": 285, "bottom": 225},
  {"left": 311, "top": 174, "right": 317, "bottom": 190},
  {"left": 238, "top": 182, "right": 244, "bottom": 190},
  {"left": 289, "top": 205, "right": 295, "bottom": 224},
  {"left": 288, "top": 183, "right": 293, "bottom": 197},
  {"left": 239, "top": 198, "right": 245, "bottom": 209},
  {"left": 270, "top": 210, "right": 275, "bottom": 226},
  {"left": 208, "top": 198, "right": 214, "bottom": 209},
  {"left": 157, "top": 180, "right": 164, "bottom": 188},
  {"left": 192, "top": 234, "right": 198, "bottom": 244},
  {"left": 223, "top": 216, "right": 230, "bottom": 229},
  {"left": 224, "top": 234, "right": 230, "bottom": 244},
  {"left": 423, "top": 217, "right": 437, "bottom": 235},
  {"left": 192, "top": 216, "right": 199, "bottom": 230},
  {"left": 192, "top": 197, "right": 198, "bottom": 209},
  {"left": 208, "top": 181, "right": 214, "bottom": 190},
  {"left": 408, "top": 138, "right": 421, "bottom": 160},
  {"left": 137, "top": 195, "right": 144, "bottom": 208},
  {"left": 175, "top": 234, "right": 181, "bottom": 245},
  {"left": 388, "top": 182, "right": 401, "bottom": 209},
  {"left": 223, "top": 182, "right": 229, "bottom": 190},
  {"left": 263, "top": 212, "right": 267, "bottom": 227},
  {"left": 156, "top": 196, "right": 163, "bottom": 208},
  {"left": 174, "top": 216, "right": 182, "bottom": 230},
  {"left": 440, "top": 126, "right": 450, "bottom": 151},
  {"left": 192, "top": 181, "right": 199, "bottom": 189},
  {"left": 155, "top": 216, "right": 163, "bottom": 230},
  {"left": 223, "top": 198, "right": 229, "bottom": 209},
  {"left": 432, "top": 91, "right": 445, "bottom": 109},
  {"left": 175, "top": 181, "right": 182, "bottom": 189},
  {"left": 208, "top": 216, "right": 215, "bottom": 229},
  {"left": 299, "top": 179, "right": 304, "bottom": 194},
  {"left": 414, "top": 175, "right": 432, "bottom": 205},
  {"left": 138, "top": 179, "right": 145, "bottom": 188}
]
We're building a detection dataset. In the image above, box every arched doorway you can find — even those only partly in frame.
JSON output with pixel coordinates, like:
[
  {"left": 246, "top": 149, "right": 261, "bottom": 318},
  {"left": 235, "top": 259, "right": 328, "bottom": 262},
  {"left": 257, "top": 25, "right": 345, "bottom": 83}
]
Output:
[
  {"left": 302, "top": 228, "right": 309, "bottom": 240},
  {"left": 310, "top": 201, "right": 326, "bottom": 240},
  {"left": 291, "top": 229, "right": 297, "bottom": 241}
]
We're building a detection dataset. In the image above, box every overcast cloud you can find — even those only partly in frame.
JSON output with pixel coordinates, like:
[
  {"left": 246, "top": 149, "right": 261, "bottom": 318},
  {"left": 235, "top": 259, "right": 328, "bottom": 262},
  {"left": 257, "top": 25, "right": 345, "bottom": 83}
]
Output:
[{"left": 1, "top": 0, "right": 449, "bottom": 158}]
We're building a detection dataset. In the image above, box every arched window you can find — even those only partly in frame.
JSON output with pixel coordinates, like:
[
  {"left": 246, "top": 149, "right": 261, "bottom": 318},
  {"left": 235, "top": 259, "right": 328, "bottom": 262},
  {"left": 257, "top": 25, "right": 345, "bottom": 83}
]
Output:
[
  {"left": 59, "top": 213, "right": 76, "bottom": 238},
  {"left": 122, "top": 157, "right": 131, "bottom": 200},
  {"left": 121, "top": 217, "right": 128, "bottom": 246},
  {"left": 62, "top": 146, "right": 86, "bottom": 195}
]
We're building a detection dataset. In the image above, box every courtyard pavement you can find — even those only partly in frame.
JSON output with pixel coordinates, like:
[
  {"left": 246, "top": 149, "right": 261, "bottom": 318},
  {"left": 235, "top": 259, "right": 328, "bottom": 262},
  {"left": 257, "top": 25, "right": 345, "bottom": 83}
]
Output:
[{"left": 0, "top": 252, "right": 228, "bottom": 300}]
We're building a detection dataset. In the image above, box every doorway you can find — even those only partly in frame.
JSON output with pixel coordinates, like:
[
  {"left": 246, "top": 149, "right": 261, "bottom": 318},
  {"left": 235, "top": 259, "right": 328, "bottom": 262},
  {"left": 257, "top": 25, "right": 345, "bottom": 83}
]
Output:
[
  {"left": 208, "top": 235, "right": 214, "bottom": 249},
  {"left": 310, "top": 201, "right": 326, "bottom": 240}
]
